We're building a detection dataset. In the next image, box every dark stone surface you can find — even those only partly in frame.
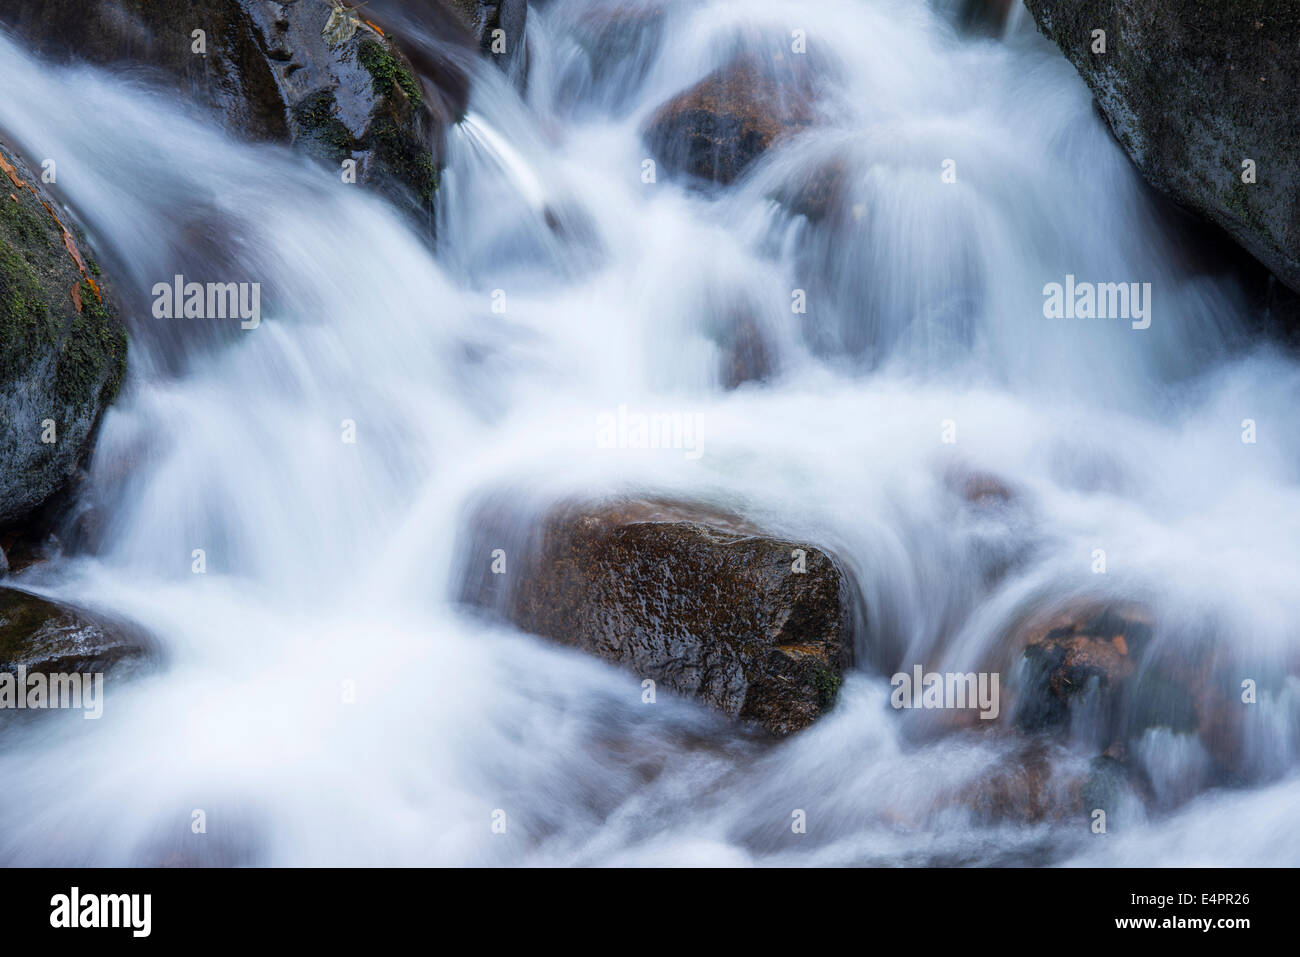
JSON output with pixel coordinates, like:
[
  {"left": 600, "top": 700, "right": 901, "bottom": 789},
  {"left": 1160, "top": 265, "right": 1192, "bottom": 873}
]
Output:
[
  {"left": 1024, "top": 0, "right": 1300, "bottom": 292},
  {"left": 460, "top": 498, "right": 855, "bottom": 735}
]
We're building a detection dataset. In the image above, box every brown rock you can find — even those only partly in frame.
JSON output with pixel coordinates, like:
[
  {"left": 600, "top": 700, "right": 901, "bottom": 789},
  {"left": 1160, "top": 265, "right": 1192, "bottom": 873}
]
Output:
[
  {"left": 924, "top": 744, "right": 1143, "bottom": 832},
  {"left": 1008, "top": 599, "right": 1298, "bottom": 796},
  {"left": 461, "top": 499, "right": 854, "bottom": 735},
  {"left": 1013, "top": 602, "right": 1154, "bottom": 736},
  {"left": 644, "top": 51, "right": 818, "bottom": 184}
]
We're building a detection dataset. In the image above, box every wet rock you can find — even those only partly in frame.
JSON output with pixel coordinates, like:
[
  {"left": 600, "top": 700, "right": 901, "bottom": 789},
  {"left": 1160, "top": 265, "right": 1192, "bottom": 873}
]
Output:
[
  {"left": 0, "top": 587, "right": 151, "bottom": 676},
  {"left": 460, "top": 499, "right": 855, "bottom": 735},
  {"left": 1142, "top": 644, "right": 1282, "bottom": 781},
  {"left": 1013, "top": 602, "right": 1153, "bottom": 738},
  {"left": 1024, "top": 0, "right": 1300, "bottom": 293},
  {"left": 644, "top": 51, "right": 819, "bottom": 185},
  {"left": 1010, "top": 601, "right": 1226, "bottom": 791},
  {"left": 247, "top": 4, "right": 444, "bottom": 224},
  {"left": 0, "top": 0, "right": 462, "bottom": 225},
  {"left": 442, "top": 0, "right": 528, "bottom": 77},
  {"left": 1, "top": 142, "right": 127, "bottom": 532},
  {"left": 717, "top": 312, "right": 774, "bottom": 390},
  {"left": 0, "top": 0, "right": 289, "bottom": 141}
]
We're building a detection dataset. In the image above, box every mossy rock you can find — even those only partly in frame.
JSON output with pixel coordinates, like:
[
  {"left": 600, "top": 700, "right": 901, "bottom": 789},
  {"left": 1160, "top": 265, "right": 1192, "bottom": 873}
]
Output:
[
  {"left": 0, "top": 0, "right": 468, "bottom": 230},
  {"left": 1, "top": 142, "right": 127, "bottom": 530},
  {"left": 256, "top": 14, "right": 444, "bottom": 222}
]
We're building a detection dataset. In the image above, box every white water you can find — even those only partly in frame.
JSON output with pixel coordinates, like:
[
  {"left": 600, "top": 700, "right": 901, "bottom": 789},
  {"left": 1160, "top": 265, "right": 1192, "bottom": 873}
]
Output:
[{"left": 2, "top": 0, "right": 1299, "bottom": 865}]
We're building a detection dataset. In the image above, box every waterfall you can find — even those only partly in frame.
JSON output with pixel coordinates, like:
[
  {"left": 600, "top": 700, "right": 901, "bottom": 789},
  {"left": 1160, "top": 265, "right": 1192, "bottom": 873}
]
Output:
[{"left": 1, "top": 0, "right": 1298, "bottom": 866}]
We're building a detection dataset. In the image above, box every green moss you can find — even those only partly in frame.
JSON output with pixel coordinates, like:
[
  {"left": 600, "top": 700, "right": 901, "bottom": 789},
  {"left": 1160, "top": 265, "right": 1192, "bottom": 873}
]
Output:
[
  {"left": 414, "top": 150, "right": 439, "bottom": 202},
  {"left": 358, "top": 38, "right": 423, "bottom": 107},
  {"left": 0, "top": 238, "right": 55, "bottom": 383},
  {"left": 811, "top": 659, "right": 843, "bottom": 710},
  {"left": 368, "top": 115, "right": 439, "bottom": 202},
  {"left": 52, "top": 281, "right": 126, "bottom": 407},
  {"left": 1222, "top": 178, "right": 1268, "bottom": 235},
  {"left": 293, "top": 90, "right": 355, "bottom": 163},
  {"left": 0, "top": 196, "right": 51, "bottom": 249}
]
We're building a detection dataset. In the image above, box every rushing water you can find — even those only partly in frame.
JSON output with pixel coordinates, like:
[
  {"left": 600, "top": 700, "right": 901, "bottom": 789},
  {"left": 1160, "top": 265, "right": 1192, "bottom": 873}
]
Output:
[{"left": 2, "top": 0, "right": 1299, "bottom": 865}]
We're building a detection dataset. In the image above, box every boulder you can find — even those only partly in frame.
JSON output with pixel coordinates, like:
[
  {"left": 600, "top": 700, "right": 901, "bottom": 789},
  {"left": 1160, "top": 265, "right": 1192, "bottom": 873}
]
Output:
[
  {"left": 461, "top": 499, "right": 855, "bottom": 735},
  {"left": 1011, "top": 601, "right": 1263, "bottom": 771},
  {"left": 251, "top": 5, "right": 445, "bottom": 222},
  {"left": 1009, "top": 599, "right": 1300, "bottom": 798},
  {"left": 1012, "top": 602, "right": 1157, "bottom": 739},
  {"left": 1, "top": 142, "right": 127, "bottom": 532},
  {"left": 0, "top": 0, "right": 466, "bottom": 225},
  {"left": 1024, "top": 0, "right": 1300, "bottom": 292},
  {"left": 0, "top": 587, "right": 151, "bottom": 676},
  {"left": 644, "top": 51, "right": 819, "bottom": 185}
]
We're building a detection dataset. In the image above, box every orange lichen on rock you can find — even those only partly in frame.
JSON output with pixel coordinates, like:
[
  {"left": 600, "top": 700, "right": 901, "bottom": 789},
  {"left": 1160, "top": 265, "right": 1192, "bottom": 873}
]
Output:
[
  {"left": 0, "top": 153, "right": 27, "bottom": 188},
  {"left": 1, "top": 150, "right": 101, "bottom": 302}
]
